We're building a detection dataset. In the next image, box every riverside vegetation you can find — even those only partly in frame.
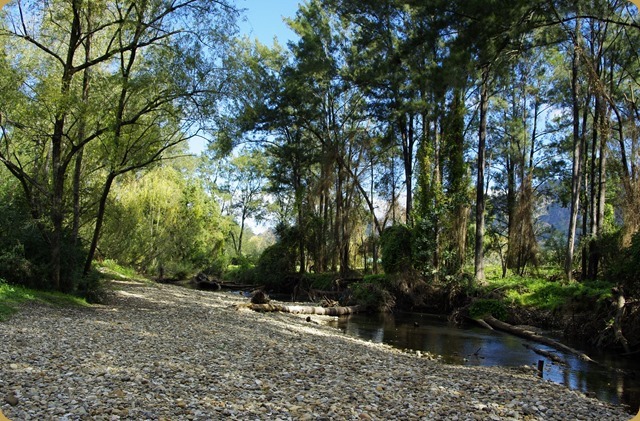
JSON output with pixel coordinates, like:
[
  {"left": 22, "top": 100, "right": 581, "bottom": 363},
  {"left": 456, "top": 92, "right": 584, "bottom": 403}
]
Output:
[{"left": 1, "top": 0, "right": 640, "bottom": 417}]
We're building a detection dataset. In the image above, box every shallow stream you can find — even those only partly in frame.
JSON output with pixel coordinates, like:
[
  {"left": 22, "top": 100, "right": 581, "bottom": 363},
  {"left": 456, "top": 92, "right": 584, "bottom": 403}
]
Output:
[{"left": 327, "top": 311, "right": 640, "bottom": 413}]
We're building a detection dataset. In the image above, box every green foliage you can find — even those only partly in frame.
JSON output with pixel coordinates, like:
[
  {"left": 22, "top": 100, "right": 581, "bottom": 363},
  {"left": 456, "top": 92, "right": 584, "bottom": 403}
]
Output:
[
  {"left": 469, "top": 298, "right": 507, "bottom": 320},
  {"left": 255, "top": 241, "right": 297, "bottom": 289},
  {"left": 0, "top": 178, "right": 48, "bottom": 288},
  {"left": 380, "top": 225, "right": 413, "bottom": 274},
  {"left": 0, "top": 0, "right": 237, "bottom": 291},
  {"left": 223, "top": 266, "right": 257, "bottom": 284},
  {"left": 0, "top": 278, "right": 89, "bottom": 321},
  {"left": 349, "top": 275, "right": 395, "bottom": 312},
  {"left": 204, "top": 255, "right": 231, "bottom": 279},
  {"left": 99, "top": 163, "right": 226, "bottom": 276},
  {"left": 480, "top": 270, "right": 613, "bottom": 311},
  {"left": 603, "top": 231, "right": 640, "bottom": 296},
  {"left": 0, "top": 174, "right": 88, "bottom": 291},
  {"left": 99, "top": 259, "right": 140, "bottom": 280},
  {"left": 302, "top": 272, "right": 337, "bottom": 291},
  {"left": 539, "top": 229, "right": 567, "bottom": 267},
  {"left": 363, "top": 274, "right": 392, "bottom": 287}
]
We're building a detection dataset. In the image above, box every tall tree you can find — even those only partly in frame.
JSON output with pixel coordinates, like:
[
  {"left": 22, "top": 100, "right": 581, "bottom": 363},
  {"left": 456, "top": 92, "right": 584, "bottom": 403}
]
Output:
[
  {"left": 217, "top": 148, "right": 268, "bottom": 257},
  {"left": 0, "top": 0, "right": 237, "bottom": 289}
]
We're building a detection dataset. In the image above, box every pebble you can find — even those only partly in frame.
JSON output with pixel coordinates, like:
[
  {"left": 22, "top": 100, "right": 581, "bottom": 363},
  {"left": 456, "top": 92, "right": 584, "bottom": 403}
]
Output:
[{"left": 0, "top": 280, "right": 633, "bottom": 420}]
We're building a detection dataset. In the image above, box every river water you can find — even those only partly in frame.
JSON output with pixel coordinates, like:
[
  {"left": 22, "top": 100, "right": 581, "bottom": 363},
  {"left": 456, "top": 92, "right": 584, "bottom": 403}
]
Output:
[{"left": 327, "top": 311, "right": 640, "bottom": 414}]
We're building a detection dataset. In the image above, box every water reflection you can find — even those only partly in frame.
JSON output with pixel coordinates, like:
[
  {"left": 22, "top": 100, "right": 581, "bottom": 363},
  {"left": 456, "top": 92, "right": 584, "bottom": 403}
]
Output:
[{"left": 328, "top": 312, "right": 639, "bottom": 413}]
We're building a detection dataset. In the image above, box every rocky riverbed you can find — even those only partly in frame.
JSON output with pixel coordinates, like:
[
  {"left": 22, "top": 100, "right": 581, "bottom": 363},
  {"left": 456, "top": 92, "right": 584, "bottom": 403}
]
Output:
[{"left": 0, "top": 279, "right": 633, "bottom": 420}]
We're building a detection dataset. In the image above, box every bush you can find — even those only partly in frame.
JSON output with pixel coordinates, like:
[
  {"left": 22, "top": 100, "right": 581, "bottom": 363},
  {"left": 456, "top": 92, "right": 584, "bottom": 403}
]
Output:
[
  {"left": 380, "top": 225, "right": 413, "bottom": 274},
  {"left": 302, "top": 272, "right": 337, "bottom": 291},
  {"left": 605, "top": 231, "right": 640, "bottom": 296},
  {"left": 349, "top": 276, "right": 395, "bottom": 312},
  {"left": 469, "top": 298, "right": 507, "bottom": 320},
  {"left": 203, "top": 254, "right": 230, "bottom": 278},
  {"left": 223, "top": 265, "right": 257, "bottom": 284},
  {"left": 255, "top": 241, "right": 297, "bottom": 290}
]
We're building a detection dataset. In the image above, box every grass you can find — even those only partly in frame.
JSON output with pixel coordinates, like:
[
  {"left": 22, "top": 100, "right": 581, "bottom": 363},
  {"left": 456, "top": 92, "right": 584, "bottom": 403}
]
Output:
[
  {"left": 99, "top": 259, "right": 142, "bottom": 279},
  {"left": 0, "top": 279, "right": 89, "bottom": 321},
  {"left": 480, "top": 266, "right": 614, "bottom": 311}
]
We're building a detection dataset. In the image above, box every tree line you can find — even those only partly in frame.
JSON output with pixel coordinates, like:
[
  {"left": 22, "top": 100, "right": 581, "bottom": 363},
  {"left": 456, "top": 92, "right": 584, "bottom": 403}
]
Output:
[
  {"left": 220, "top": 0, "right": 639, "bottom": 292},
  {"left": 1, "top": 0, "right": 639, "bottom": 297}
]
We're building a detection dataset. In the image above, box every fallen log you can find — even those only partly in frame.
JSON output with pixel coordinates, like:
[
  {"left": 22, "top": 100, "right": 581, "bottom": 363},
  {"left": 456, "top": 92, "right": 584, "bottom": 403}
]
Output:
[
  {"left": 483, "top": 315, "right": 598, "bottom": 364},
  {"left": 247, "top": 303, "right": 362, "bottom": 316},
  {"left": 472, "top": 318, "right": 494, "bottom": 330},
  {"left": 522, "top": 343, "right": 567, "bottom": 365}
]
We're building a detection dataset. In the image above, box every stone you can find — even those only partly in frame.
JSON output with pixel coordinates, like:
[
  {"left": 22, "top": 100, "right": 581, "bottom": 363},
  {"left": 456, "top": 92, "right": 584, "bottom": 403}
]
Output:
[{"left": 4, "top": 392, "right": 19, "bottom": 406}]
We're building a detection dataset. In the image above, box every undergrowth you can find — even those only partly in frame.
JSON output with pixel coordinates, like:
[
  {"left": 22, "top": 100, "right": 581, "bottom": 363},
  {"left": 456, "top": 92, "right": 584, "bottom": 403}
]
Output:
[
  {"left": 479, "top": 267, "right": 614, "bottom": 311},
  {"left": 0, "top": 278, "right": 89, "bottom": 321}
]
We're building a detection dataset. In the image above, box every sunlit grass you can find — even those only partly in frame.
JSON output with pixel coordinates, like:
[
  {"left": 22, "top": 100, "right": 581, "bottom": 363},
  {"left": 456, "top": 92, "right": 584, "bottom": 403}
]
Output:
[
  {"left": 97, "top": 259, "right": 151, "bottom": 287},
  {"left": 481, "top": 265, "right": 613, "bottom": 311},
  {"left": 99, "top": 259, "right": 140, "bottom": 278},
  {"left": 0, "top": 279, "right": 89, "bottom": 321}
]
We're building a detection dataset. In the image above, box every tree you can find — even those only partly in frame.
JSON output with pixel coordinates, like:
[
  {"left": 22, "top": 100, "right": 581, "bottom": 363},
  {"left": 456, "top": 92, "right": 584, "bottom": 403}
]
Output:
[
  {"left": 217, "top": 148, "right": 269, "bottom": 257},
  {"left": 99, "top": 157, "right": 226, "bottom": 275},
  {"left": 0, "top": 0, "right": 238, "bottom": 290}
]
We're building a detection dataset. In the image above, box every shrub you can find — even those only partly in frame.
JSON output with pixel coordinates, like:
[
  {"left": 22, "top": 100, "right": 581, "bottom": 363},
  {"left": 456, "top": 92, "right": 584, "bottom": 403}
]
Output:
[
  {"left": 349, "top": 275, "right": 395, "bottom": 312},
  {"left": 255, "top": 241, "right": 297, "bottom": 290},
  {"left": 469, "top": 298, "right": 507, "bottom": 320},
  {"left": 380, "top": 225, "right": 413, "bottom": 274},
  {"left": 223, "top": 265, "right": 257, "bottom": 284},
  {"left": 303, "top": 272, "right": 337, "bottom": 291},
  {"left": 204, "top": 254, "right": 230, "bottom": 278},
  {"left": 605, "top": 231, "right": 640, "bottom": 296}
]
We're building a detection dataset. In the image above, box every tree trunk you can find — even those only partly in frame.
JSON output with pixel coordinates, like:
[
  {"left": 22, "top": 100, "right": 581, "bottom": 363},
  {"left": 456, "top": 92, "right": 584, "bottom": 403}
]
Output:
[
  {"left": 50, "top": 2, "right": 82, "bottom": 291},
  {"left": 401, "top": 114, "right": 415, "bottom": 226},
  {"left": 71, "top": 3, "right": 92, "bottom": 246},
  {"left": 593, "top": 104, "right": 609, "bottom": 275},
  {"left": 613, "top": 288, "right": 631, "bottom": 354},
  {"left": 238, "top": 208, "right": 246, "bottom": 256},
  {"left": 565, "top": 26, "right": 583, "bottom": 282},
  {"left": 474, "top": 65, "right": 490, "bottom": 285},
  {"left": 84, "top": 173, "right": 115, "bottom": 276}
]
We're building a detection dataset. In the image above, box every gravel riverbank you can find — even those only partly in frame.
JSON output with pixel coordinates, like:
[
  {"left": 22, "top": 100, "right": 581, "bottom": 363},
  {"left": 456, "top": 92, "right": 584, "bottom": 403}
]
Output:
[{"left": 0, "top": 279, "right": 633, "bottom": 420}]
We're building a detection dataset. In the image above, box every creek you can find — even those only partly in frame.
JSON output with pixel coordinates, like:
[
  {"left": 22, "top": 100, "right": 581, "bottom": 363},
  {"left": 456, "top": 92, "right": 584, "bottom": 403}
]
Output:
[{"left": 327, "top": 311, "right": 640, "bottom": 414}]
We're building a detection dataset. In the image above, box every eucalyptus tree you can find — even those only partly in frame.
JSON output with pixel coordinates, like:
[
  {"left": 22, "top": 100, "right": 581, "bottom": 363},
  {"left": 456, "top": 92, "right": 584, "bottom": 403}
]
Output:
[
  {"left": 0, "top": 0, "right": 238, "bottom": 290},
  {"left": 546, "top": 0, "right": 640, "bottom": 280},
  {"left": 275, "top": 0, "right": 374, "bottom": 274},
  {"left": 217, "top": 148, "right": 269, "bottom": 257}
]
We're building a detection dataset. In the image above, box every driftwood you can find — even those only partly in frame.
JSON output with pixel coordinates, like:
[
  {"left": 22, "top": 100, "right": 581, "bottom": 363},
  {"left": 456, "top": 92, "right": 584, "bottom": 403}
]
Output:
[
  {"left": 522, "top": 343, "right": 567, "bottom": 365},
  {"left": 473, "top": 318, "right": 494, "bottom": 330},
  {"left": 248, "top": 303, "right": 362, "bottom": 316},
  {"left": 483, "top": 315, "right": 598, "bottom": 363}
]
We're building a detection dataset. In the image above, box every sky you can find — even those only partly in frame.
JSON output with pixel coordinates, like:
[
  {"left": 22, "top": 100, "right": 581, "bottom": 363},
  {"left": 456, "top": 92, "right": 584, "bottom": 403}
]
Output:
[
  {"left": 237, "top": 0, "right": 302, "bottom": 45},
  {"left": 188, "top": 0, "right": 302, "bottom": 155}
]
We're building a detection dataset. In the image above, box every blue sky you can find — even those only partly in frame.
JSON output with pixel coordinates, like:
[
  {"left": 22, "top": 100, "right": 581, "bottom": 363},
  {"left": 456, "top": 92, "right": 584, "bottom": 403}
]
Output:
[
  {"left": 189, "top": 1, "right": 302, "bottom": 155},
  {"left": 237, "top": 0, "right": 302, "bottom": 45}
]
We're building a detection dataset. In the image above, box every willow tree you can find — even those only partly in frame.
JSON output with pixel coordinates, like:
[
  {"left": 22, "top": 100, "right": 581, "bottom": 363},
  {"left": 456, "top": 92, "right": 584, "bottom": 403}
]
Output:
[{"left": 0, "top": 0, "right": 237, "bottom": 290}]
